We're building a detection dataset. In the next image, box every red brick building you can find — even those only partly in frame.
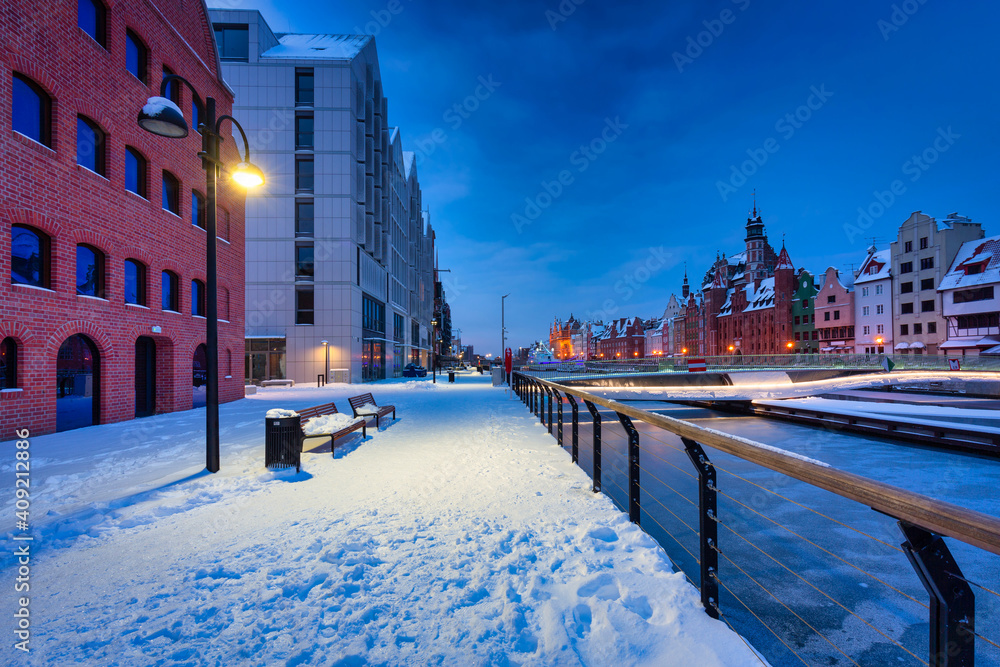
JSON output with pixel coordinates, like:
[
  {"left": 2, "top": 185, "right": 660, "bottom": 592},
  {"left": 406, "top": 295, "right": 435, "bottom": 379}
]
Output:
[
  {"left": 598, "top": 317, "right": 645, "bottom": 359},
  {"left": 1, "top": 0, "right": 245, "bottom": 437}
]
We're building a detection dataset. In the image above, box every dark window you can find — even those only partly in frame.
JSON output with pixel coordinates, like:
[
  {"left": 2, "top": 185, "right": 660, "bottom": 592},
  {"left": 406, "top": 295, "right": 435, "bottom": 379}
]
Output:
[
  {"left": 295, "top": 68, "right": 314, "bottom": 106},
  {"left": 192, "top": 190, "right": 206, "bottom": 229},
  {"left": 192, "top": 97, "right": 204, "bottom": 134},
  {"left": 901, "top": 302, "right": 914, "bottom": 314},
  {"left": 968, "top": 264, "right": 983, "bottom": 276},
  {"left": 812, "top": 331, "right": 818, "bottom": 340},
  {"left": 834, "top": 310, "right": 840, "bottom": 320},
  {"left": 125, "top": 147, "right": 148, "bottom": 198},
  {"left": 295, "top": 114, "right": 314, "bottom": 149},
  {"left": 394, "top": 313, "right": 405, "bottom": 342},
  {"left": 928, "top": 322, "right": 937, "bottom": 334},
  {"left": 295, "top": 245, "right": 314, "bottom": 280},
  {"left": 802, "top": 299, "right": 809, "bottom": 308},
  {"left": 900, "top": 261, "right": 913, "bottom": 274},
  {"left": 124, "top": 259, "right": 146, "bottom": 305},
  {"left": 920, "top": 237, "right": 928, "bottom": 250},
  {"left": 12, "top": 73, "right": 51, "bottom": 147},
  {"left": 296, "top": 288, "right": 314, "bottom": 325},
  {"left": 296, "top": 158, "right": 314, "bottom": 192},
  {"left": 904, "top": 241, "right": 913, "bottom": 253},
  {"left": 921, "top": 299, "right": 934, "bottom": 312},
  {"left": 162, "top": 171, "right": 180, "bottom": 214},
  {"left": 76, "top": 244, "right": 105, "bottom": 298},
  {"left": 900, "top": 282, "right": 913, "bottom": 294},
  {"left": 162, "top": 270, "right": 179, "bottom": 311},
  {"left": 0, "top": 338, "right": 17, "bottom": 390},
  {"left": 295, "top": 200, "right": 314, "bottom": 237},
  {"left": 79, "top": 0, "right": 106, "bottom": 48},
  {"left": 363, "top": 296, "right": 385, "bottom": 333},
  {"left": 920, "top": 257, "right": 934, "bottom": 271},
  {"left": 827, "top": 295, "right": 835, "bottom": 303},
  {"left": 823, "top": 311, "right": 830, "bottom": 321},
  {"left": 162, "top": 66, "right": 179, "bottom": 105},
  {"left": 125, "top": 30, "right": 148, "bottom": 83},
  {"left": 954, "top": 286, "right": 994, "bottom": 304},
  {"left": 77, "top": 116, "right": 106, "bottom": 176},
  {"left": 794, "top": 315, "right": 800, "bottom": 325},
  {"left": 900, "top": 324, "right": 908, "bottom": 335},
  {"left": 921, "top": 278, "right": 934, "bottom": 291},
  {"left": 192, "top": 279, "right": 206, "bottom": 316},
  {"left": 11, "top": 225, "right": 49, "bottom": 288},
  {"left": 213, "top": 24, "right": 249, "bottom": 61},
  {"left": 913, "top": 323, "right": 922, "bottom": 335}
]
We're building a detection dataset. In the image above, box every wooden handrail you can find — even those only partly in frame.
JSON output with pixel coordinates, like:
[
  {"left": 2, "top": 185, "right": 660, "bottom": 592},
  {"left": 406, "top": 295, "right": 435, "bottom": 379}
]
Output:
[{"left": 519, "top": 373, "right": 1000, "bottom": 556}]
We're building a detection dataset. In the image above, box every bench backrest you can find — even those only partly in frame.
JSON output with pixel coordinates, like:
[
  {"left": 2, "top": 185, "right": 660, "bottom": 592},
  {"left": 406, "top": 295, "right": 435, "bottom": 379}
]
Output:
[
  {"left": 348, "top": 393, "right": 377, "bottom": 413},
  {"left": 297, "top": 402, "right": 339, "bottom": 422}
]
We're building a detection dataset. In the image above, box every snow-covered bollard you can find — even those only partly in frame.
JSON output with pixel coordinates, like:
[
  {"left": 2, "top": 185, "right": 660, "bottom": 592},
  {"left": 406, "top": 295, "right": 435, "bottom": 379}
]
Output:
[{"left": 264, "top": 409, "right": 301, "bottom": 472}]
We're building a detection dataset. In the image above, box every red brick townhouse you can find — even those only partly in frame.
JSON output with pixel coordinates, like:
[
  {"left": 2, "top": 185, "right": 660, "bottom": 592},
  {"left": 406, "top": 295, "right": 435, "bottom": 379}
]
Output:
[{"left": 1, "top": 0, "right": 245, "bottom": 437}]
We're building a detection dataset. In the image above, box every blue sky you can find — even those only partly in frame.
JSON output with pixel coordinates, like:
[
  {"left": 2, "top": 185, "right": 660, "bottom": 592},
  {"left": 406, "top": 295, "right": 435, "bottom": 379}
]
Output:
[{"left": 215, "top": 0, "right": 1000, "bottom": 354}]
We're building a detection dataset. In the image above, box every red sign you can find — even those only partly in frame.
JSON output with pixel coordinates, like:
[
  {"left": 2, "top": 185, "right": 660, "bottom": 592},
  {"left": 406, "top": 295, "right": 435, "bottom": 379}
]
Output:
[
  {"left": 688, "top": 358, "right": 707, "bottom": 372},
  {"left": 948, "top": 358, "right": 961, "bottom": 371},
  {"left": 504, "top": 348, "right": 513, "bottom": 374}
]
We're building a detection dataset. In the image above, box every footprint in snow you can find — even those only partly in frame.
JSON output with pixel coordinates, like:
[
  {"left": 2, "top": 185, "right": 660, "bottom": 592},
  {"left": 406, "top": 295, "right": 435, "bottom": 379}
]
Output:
[{"left": 577, "top": 573, "right": 620, "bottom": 601}]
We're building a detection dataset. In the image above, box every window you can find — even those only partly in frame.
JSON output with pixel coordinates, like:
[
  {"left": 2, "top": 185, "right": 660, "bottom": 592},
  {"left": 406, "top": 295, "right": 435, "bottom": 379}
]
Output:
[
  {"left": 79, "top": 0, "right": 106, "bottom": 48},
  {"left": 794, "top": 315, "right": 800, "bottom": 325},
  {"left": 863, "top": 326, "right": 870, "bottom": 335},
  {"left": 875, "top": 284, "right": 883, "bottom": 295},
  {"left": 920, "top": 237, "right": 928, "bottom": 250},
  {"left": 214, "top": 24, "right": 249, "bottom": 61},
  {"left": 124, "top": 259, "right": 146, "bottom": 305},
  {"left": 921, "top": 299, "right": 934, "bottom": 312},
  {"left": 295, "top": 158, "right": 314, "bottom": 192},
  {"left": 295, "top": 114, "right": 314, "bottom": 149},
  {"left": 811, "top": 314, "right": 815, "bottom": 323},
  {"left": 76, "top": 116, "right": 106, "bottom": 176},
  {"left": 914, "top": 323, "right": 922, "bottom": 335},
  {"left": 295, "top": 200, "right": 314, "bottom": 237},
  {"left": 876, "top": 304, "right": 884, "bottom": 315},
  {"left": 900, "top": 282, "right": 913, "bottom": 294},
  {"left": 900, "top": 324, "right": 908, "bottom": 335},
  {"left": 900, "top": 261, "right": 913, "bottom": 274},
  {"left": 904, "top": 241, "right": 913, "bottom": 253},
  {"left": 901, "top": 303, "right": 914, "bottom": 314},
  {"left": 76, "top": 244, "right": 105, "bottom": 298},
  {"left": 295, "top": 288, "right": 314, "bottom": 324},
  {"left": 295, "top": 245, "right": 314, "bottom": 280},
  {"left": 861, "top": 287, "right": 869, "bottom": 297},
  {"left": 824, "top": 311, "right": 830, "bottom": 321},
  {"left": 834, "top": 310, "right": 840, "bottom": 320},
  {"left": 162, "top": 171, "right": 180, "bottom": 214},
  {"left": 394, "top": 313, "right": 405, "bottom": 343},
  {"left": 295, "top": 68, "right": 314, "bottom": 106},
  {"left": 363, "top": 295, "right": 385, "bottom": 333},
  {"left": 954, "top": 286, "right": 994, "bottom": 303},
  {"left": 802, "top": 299, "right": 809, "bottom": 308},
  {"left": 192, "top": 279, "right": 206, "bottom": 316},
  {"left": 0, "top": 338, "right": 16, "bottom": 390},
  {"left": 12, "top": 74, "right": 52, "bottom": 147},
  {"left": 862, "top": 306, "right": 870, "bottom": 316},
  {"left": 125, "top": 30, "right": 148, "bottom": 83},
  {"left": 920, "top": 257, "right": 934, "bottom": 271},
  {"left": 125, "top": 147, "right": 148, "bottom": 198},
  {"left": 11, "top": 225, "right": 50, "bottom": 288},
  {"left": 812, "top": 331, "right": 818, "bottom": 340},
  {"left": 928, "top": 322, "right": 936, "bottom": 334},
  {"left": 162, "top": 67, "right": 179, "bottom": 105},
  {"left": 967, "top": 264, "right": 983, "bottom": 276},
  {"left": 192, "top": 190, "right": 206, "bottom": 229},
  {"left": 794, "top": 332, "right": 800, "bottom": 341},
  {"left": 921, "top": 278, "right": 934, "bottom": 291},
  {"left": 192, "top": 97, "right": 204, "bottom": 134},
  {"left": 827, "top": 295, "right": 835, "bottom": 303},
  {"left": 877, "top": 324, "right": 884, "bottom": 334},
  {"left": 162, "top": 271, "right": 179, "bottom": 311}
]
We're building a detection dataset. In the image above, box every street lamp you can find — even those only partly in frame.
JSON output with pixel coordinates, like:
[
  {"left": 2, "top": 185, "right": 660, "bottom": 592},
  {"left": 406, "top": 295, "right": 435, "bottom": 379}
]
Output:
[
  {"left": 431, "top": 317, "right": 438, "bottom": 383},
  {"left": 138, "top": 78, "right": 264, "bottom": 473},
  {"left": 501, "top": 293, "right": 510, "bottom": 384},
  {"left": 321, "top": 340, "right": 329, "bottom": 384}
]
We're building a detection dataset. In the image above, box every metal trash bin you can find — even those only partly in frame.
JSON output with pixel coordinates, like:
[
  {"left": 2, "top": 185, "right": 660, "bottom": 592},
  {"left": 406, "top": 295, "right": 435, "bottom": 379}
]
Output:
[
  {"left": 265, "top": 415, "right": 302, "bottom": 472},
  {"left": 448, "top": 371, "right": 455, "bottom": 383}
]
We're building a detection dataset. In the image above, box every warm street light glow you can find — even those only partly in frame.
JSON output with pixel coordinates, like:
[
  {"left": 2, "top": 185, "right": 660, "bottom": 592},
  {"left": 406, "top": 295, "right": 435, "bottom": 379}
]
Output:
[
  {"left": 786, "top": 341, "right": 794, "bottom": 349},
  {"left": 728, "top": 345, "right": 735, "bottom": 351},
  {"left": 875, "top": 336, "right": 885, "bottom": 345},
  {"left": 681, "top": 348, "right": 687, "bottom": 354},
  {"left": 232, "top": 162, "right": 265, "bottom": 188}
]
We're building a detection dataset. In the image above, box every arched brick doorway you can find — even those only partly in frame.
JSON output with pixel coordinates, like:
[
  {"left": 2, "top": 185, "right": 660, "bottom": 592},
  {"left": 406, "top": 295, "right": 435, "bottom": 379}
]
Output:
[{"left": 56, "top": 334, "right": 100, "bottom": 432}]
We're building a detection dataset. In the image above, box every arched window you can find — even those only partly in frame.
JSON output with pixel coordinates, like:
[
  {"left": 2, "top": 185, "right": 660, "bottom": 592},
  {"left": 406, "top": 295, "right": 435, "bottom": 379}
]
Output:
[
  {"left": 124, "top": 259, "right": 147, "bottom": 305},
  {"left": 162, "top": 171, "right": 180, "bottom": 215},
  {"left": 77, "top": 116, "right": 106, "bottom": 176},
  {"left": 125, "top": 147, "right": 148, "bottom": 198},
  {"left": 12, "top": 73, "right": 52, "bottom": 147},
  {"left": 192, "top": 279, "right": 206, "bottom": 317},
  {"left": 125, "top": 29, "right": 148, "bottom": 83},
  {"left": 11, "top": 225, "right": 50, "bottom": 288},
  {"left": 161, "top": 270, "right": 179, "bottom": 311},
  {"left": 192, "top": 97, "right": 204, "bottom": 134},
  {"left": 78, "top": 0, "right": 107, "bottom": 48},
  {"left": 0, "top": 338, "right": 17, "bottom": 390},
  {"left": 162, "top": 66, "right": 179, "bottom": 105},
  {"left": 76, "top": 244, "right": 106, "bottom": 298},
  {"left": 192, "top": 190, "right": 206, "bottom": 229}
]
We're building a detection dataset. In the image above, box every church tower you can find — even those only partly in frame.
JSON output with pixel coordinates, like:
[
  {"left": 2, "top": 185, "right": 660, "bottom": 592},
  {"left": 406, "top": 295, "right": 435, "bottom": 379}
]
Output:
[{"left": 745, "top": 193, "right": 768, "bottom": 282}]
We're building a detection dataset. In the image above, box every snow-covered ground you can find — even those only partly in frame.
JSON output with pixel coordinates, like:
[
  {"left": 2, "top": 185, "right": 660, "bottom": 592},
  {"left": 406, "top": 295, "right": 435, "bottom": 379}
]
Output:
[
  {"left": 754, "top": 396, "right": 1000, "bottom": 431},
  {"left": 1, "top": 374, "right": 760, "bottom": 666}
]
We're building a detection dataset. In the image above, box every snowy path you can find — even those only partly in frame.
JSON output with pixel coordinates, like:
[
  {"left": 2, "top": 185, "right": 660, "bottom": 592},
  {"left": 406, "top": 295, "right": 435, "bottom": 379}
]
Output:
[{"left": 2, "top": 376, "right": 759, "bottom": 666}]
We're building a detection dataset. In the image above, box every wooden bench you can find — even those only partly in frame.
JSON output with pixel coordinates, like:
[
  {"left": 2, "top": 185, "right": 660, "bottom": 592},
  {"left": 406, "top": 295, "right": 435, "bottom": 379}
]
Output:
[
  {"left": 261, "top": 379, "right": 295, "bottom": 387},
  {"left": 348, "top": 393, "right": 396, "bottom": 428},
  {"left": 297, "top": 402, "right": 366, "bottom": 455}
]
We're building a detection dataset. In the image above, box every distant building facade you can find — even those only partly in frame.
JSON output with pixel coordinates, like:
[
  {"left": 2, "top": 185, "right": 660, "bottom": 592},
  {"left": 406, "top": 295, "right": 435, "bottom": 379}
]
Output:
[
  {"left": 939, "top": 235, "right": 1000, "bottom": 356},
  {"left": 792, "top": 269, "right": 819, "bottom": 354},
  {"left": 815, "top": 267, "right": 854, "bottom": 353},
  {"left": 854, "top": 247, "right": 892, "bottom": 354}
]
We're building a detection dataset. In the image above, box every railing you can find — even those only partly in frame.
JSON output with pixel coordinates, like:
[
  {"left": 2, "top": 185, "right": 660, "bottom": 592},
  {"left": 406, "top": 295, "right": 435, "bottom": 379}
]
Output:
[{"left": 512, "top": 371, "right": 1000, "bottom": 666}]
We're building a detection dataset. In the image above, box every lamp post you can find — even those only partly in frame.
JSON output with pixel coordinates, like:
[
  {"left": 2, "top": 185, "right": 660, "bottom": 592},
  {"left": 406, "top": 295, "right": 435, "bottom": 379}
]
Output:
[
  {"left": 431, "top": 318, "right": 438, "bottom": 383},
  {"left": 137, "top": 78, "right": 264, "bottom": 473},
  {"left": 501, "top": 293, "right": 510, "bottom": 384},
  {"left": 321, "top": 340, "right": 329, "bottom": 385}
]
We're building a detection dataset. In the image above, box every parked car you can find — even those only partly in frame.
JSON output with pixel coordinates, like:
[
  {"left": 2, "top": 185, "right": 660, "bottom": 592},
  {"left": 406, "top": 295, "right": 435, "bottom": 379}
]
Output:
[{"left": 402, "top": 363, "right": 427, "bottom": 378}]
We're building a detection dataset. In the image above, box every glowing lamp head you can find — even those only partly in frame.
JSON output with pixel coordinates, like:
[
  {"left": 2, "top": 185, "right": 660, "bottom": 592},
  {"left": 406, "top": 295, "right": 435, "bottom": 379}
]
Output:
[
  {"left": 728, "top": 345, "right": 735, "bottom": 352},
  {"left": 786, "top": 341, "right": 794, "bottom": 349},
  {"left": 231, "top": 162, "right": 265, "bottom": 188}
]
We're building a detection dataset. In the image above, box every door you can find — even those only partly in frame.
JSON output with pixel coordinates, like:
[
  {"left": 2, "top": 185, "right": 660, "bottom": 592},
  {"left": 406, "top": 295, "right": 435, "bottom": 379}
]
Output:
[{"left": 135, "top": 336, "right": 156, "bottom": 417}]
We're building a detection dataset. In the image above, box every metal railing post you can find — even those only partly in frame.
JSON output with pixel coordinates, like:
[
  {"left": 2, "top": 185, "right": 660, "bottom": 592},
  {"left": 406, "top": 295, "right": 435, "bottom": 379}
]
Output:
[
  {"left": 616, "top": 412, "right": 641, "bottom": 525},
  {"left": 547, "top": 386, "right": 554, "bottom": 434},
  {"left": 584, "top": 400, "right": 601, "bottom": 493},
  {"left": 683, "top": 437, "right": 720, "bottom": 620},
  {"left": 566, "top": 393, "right": 579, "bottom": 463},
  {"left": 898, "top": 522, "right": 975, "bottom": 667},
  {"left": 555, "top": 389, "right": 563, "bottom": 445}
]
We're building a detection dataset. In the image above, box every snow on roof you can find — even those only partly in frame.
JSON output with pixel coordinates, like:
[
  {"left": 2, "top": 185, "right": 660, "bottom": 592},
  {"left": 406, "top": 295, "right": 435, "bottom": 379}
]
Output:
[
  {"left": 938, "top": 234, "right": 1000, "bottom": 291},
  {"left": 744, "top": 277, "right": 776, "bottom": 313},
  {"left": 854, "top": 249, "right": 891, "bottom": 285},
  {"left": 262, "top": 34, "right": 371, "bottom": 60},
  {"left": 727, "top": 251, "right": 746, "bottom": 265}
]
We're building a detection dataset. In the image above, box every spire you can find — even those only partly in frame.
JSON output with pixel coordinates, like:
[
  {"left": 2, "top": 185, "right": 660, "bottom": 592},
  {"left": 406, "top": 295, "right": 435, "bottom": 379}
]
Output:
[
  {"left": 752, "top": 189, "right": 757, "bottom": 218},
  {"left": 682, "top": 268, "right": 689, "bottom": 299},
  {"left": 776, "top": 241, "right": 794, "bottom": 270}
]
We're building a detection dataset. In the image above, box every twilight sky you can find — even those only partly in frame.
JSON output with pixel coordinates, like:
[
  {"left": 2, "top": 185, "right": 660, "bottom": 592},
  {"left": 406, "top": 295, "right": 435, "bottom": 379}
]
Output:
[{"left": 213, "top": 0, "right": 1000, "bottom": 354}]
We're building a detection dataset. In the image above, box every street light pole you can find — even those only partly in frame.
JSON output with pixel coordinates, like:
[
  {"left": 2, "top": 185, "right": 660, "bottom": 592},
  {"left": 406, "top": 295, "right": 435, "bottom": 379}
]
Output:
[
  {"left": 321, "top": 340, "right": 329, "bottom": 384},
  {"left": 501, "top": 293, "right": 510, "bottom": 384}
]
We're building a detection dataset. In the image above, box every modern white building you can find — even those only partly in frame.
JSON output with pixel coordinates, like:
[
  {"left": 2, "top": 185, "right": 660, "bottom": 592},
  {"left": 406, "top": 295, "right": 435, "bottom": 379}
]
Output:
[
  {"left": 209, "top": 10, "right": 437, "bottom": 383},
  {"left": 939, "top": 235, "right": 1000, "bottom": 356},
  {"left": 889, "top": 212, "right": 983, "bottom": 355},
  {"left": 854, "top": 246, "right": 892, "bottom": 354}
]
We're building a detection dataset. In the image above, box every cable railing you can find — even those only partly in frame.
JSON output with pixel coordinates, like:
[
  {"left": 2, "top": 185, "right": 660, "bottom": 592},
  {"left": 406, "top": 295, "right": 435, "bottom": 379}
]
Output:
[{"left": 513, "top": 371, "right": 1000, "bottom": 666}]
